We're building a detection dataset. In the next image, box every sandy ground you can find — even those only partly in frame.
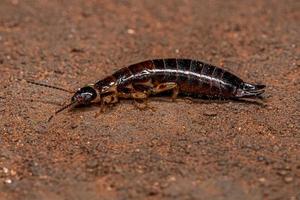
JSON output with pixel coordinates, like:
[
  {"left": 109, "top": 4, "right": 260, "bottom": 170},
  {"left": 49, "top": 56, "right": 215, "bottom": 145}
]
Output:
[{"left": 0, "top": 0, "right": 299, "bottom": 199}]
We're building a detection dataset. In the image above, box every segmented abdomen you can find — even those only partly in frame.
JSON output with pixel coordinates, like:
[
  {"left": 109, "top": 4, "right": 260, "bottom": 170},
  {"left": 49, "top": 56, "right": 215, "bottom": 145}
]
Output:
[
  {"left": 96, "top": 58, "right": 244, "bottom": 98},
  {"left": 151, "top": 59, "right": 244, "bottom": 97}
]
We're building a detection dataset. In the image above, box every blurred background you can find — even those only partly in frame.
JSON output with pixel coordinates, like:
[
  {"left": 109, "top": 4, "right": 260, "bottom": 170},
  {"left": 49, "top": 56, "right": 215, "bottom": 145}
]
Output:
[{"left": 0, "top": 1, "right": 299, "bottom": 200}]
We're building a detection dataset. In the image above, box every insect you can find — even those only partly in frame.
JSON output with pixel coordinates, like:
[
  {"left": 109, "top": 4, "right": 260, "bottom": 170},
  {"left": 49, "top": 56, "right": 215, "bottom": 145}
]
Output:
[{"left": 26, "top": 58, "right": 265, "bottom": 121}]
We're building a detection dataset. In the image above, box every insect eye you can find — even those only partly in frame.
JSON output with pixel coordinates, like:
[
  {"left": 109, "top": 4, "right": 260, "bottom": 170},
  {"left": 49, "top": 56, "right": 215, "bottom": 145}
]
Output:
[
  {"left": 82, "top": 93, "right": 92, "bottom": 100},
  {"left": 71, "top": 86, "right": 97, "bottom": 104},
  {"left": 80, "top": 87, "right": 97, "bottom": 102}
]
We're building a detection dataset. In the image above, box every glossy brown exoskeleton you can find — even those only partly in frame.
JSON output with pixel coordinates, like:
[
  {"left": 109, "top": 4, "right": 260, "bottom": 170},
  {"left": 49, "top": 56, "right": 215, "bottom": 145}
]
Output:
[
  {"left": 27, "top": 58, "right": 266, "bottom": 121},
  {"left": 74, "top": 59, "right": 265, "bottom": 104}
]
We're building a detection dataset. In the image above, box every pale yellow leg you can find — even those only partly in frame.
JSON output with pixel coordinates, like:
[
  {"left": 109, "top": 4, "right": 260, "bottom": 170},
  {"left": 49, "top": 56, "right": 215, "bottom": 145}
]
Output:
[
  {"left": 151, "top": 82, "right": 179, "bottom": 101},
  {"left": 95, "top": 93, "right": 118, "bottom": 117},
  {"left": 119, "top": 91, "right": 151, "bottom": 110}
]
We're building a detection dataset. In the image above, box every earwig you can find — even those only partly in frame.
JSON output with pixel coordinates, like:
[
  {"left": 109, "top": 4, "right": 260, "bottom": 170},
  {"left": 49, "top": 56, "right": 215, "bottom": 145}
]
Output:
[{"left": 26, "top": 58, "right": 266, "bottom": 121}]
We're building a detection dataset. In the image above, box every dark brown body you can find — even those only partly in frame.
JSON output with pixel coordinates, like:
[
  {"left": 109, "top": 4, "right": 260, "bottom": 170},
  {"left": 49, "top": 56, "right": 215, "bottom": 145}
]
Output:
[
  {"left": 27, "top": 58, "right": 265, "bottom": 121},
  {"left": 40, "top": 58, "right": 266, "bottom": 120},
  {"left": 94, "top": 58, "right": 265, "bottom": 103}
]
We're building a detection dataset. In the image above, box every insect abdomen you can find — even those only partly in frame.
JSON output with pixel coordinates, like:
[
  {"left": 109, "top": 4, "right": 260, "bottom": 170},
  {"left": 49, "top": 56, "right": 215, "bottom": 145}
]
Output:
[
  {"left": 148, "top": 58, "right": 241, "bottom": 97},
  {"left": 96, "top": 58, "right": 264, "bottom": 98}
]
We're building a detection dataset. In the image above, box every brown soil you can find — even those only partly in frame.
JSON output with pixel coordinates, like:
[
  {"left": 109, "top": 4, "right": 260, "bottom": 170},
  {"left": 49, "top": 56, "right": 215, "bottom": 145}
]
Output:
[{"left": 0, "top": 0, "right": 299, "bottom": 199}]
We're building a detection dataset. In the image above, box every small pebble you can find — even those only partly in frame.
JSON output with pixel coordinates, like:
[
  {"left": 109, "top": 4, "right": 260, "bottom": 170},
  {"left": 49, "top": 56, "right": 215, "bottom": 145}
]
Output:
[
  {"left": 284, "top": 176, "right": 293, "bottom": 183},
  {"left": 3, "top": 167, "right": 9, "bottom": 173},
  {"left": 10, "top": 170, "right": 16, "bottom": 176},
  {"left": 277, "top": 170, "right": 288, "bottom": 176},
  {"left": 4, "top": 179, "right": 12, "bottom": 184},
  {"left": 135, "top": 148, "right": 140, "bottom": 152},
  {"left": 168, "top": 176, "right": 176, "bottom": 181},
  {"left": 127, "top": 29, "right": 135, "bottom": 34},
  {"left": 258, "top": 177, "right": 266, "bottom": 183}
]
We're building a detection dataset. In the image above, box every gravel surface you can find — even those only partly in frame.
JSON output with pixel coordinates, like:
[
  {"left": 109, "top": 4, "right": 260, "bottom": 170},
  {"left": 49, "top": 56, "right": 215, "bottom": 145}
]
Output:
[{"left": 0, "top": 0, "right": 299, "bottom": 199}]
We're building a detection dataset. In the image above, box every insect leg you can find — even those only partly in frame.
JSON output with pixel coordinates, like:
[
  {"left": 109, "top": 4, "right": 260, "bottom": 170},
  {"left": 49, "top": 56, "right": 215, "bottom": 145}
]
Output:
[
  {"left": 151, "top": 82, "right": 179, "bottom": 101},
  {"left": 103, "top": 93, "right": 119, "bottom": 104},
  {"left": 131, "top": 92, "right": 151, "bottom": 110},
  {"left": 94, "top": 92, "right": 119, "bottom": 117},
  {"left": 118, "top": 90, "right": 148, "bottom": 110}
]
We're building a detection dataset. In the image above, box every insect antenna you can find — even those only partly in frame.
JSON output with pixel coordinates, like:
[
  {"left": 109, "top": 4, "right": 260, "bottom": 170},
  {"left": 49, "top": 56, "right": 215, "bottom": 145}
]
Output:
[
  {"left": 23, "top": 79, "right": 73, "bottom": 93},
  {"left": 48, "top": 101, "right": 77, "bottom": 122}
]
